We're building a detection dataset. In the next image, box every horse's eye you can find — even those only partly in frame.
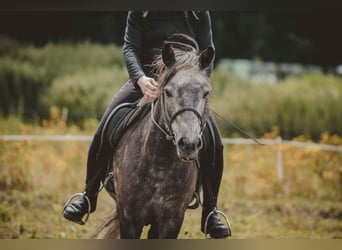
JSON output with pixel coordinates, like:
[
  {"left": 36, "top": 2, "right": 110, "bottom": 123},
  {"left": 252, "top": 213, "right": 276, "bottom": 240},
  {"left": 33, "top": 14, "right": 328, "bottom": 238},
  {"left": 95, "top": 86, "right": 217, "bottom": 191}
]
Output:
[
  {"left": 164, "top": 89, "right": 172, "bottom": 97},
  {"left": 203, "top": 91, "right": 210, "bottom": 98}
]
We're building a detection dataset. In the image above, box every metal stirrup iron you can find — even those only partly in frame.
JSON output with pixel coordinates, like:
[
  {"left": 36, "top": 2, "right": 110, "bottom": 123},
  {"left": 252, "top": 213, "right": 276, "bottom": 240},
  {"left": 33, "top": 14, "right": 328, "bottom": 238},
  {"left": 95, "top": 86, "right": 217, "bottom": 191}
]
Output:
[
  {"left": 62, "top": 192, "right": 91, "bottom": 225},
  {"left": 188, "top": 192, "right": 201, "bottom": 209},
  {"left": 204, "top": 207, "right": 232, "bottom": 239}
]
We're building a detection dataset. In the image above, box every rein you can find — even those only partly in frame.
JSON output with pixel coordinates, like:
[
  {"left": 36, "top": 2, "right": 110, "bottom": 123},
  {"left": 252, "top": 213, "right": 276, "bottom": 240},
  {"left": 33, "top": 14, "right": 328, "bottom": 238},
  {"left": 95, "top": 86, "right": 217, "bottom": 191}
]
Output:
[
  {"left": 211, "top": 109, "right": 265, "bottom": 146},
  {"left": 151, "top": 101, "right": 175, "bottom": 141}
]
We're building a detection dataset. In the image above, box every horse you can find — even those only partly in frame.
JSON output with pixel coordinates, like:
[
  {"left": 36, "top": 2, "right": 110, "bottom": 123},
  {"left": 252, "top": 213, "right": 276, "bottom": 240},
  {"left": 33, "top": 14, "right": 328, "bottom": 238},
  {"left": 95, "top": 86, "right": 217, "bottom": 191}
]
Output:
[{"left": 96, "top": 35, "right": 215, "bottom": 239}]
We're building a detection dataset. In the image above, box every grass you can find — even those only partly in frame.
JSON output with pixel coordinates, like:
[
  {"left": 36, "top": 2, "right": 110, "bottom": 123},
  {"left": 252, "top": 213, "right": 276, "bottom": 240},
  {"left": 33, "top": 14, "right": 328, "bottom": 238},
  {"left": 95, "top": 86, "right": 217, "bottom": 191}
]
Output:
[
  {"left": 0, "top": 115, "right": 341, "bottom": 239},
  {"left": 1, "top": 190, "right": 342, "bottom": 239},
  {"left": 0, "top": 138, "right": 341, "bottom": 239}
]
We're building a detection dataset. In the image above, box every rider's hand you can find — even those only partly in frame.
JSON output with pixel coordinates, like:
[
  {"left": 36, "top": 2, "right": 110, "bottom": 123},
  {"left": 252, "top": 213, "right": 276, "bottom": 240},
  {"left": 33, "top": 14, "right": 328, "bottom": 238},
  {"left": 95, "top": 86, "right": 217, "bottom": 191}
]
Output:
[{"left": 137, "top": 75, "right": 159, "bottom": 102}]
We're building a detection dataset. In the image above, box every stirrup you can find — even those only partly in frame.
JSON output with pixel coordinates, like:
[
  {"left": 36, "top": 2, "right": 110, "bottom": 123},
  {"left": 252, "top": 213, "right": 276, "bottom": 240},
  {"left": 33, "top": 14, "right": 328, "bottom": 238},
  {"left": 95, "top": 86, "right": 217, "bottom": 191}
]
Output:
[
  {"left": 204, "top": 207, "right": 232, "bottom": 239},
  {"left": 188, "top": 192, "right": 201, "bottom": 209},
  {"left": 62, "top": 192, "right": 91, "bottom": 225}
]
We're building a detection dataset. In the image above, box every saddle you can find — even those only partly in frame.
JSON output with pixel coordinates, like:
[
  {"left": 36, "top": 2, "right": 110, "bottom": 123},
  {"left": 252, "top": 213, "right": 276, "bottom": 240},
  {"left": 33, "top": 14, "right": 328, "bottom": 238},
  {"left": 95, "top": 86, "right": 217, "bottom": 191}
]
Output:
[
  {"left": 101, "top": 98, "right": 149, "bottom": 151},
  {"left": 100, "top": 98, "right": 150, "bottom": 198}
]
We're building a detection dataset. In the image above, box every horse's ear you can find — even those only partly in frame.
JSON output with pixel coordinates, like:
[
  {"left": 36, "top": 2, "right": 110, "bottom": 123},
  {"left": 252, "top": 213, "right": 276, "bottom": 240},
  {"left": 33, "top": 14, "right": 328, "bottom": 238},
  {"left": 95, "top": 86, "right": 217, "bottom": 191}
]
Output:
[
  {"left": 162, "top": 43, "right": 176, "bottom": 67},
  {"left": 199, "top": 46, "right": 215, "bottom": 70}
]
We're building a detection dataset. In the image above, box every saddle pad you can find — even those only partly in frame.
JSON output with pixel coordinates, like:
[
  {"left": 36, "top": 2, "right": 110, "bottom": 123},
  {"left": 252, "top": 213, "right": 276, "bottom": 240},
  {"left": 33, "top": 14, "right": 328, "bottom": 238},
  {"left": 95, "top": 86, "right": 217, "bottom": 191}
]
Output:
[{"left": 103, "top": 99, "right": 150, "bottom": 151}]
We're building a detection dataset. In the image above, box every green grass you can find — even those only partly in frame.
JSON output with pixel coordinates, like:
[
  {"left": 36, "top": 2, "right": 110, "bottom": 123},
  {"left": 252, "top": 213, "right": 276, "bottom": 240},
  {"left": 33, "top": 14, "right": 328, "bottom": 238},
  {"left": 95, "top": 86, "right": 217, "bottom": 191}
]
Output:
[
  {"left": 1, "top": 173, "right": 341, "bottom": 239},
  {"left": 0, "top": 138, "right": 341, "bottom": 239},
  {"left": 0, "top": 109, "right": 341, "bottom": 239}
]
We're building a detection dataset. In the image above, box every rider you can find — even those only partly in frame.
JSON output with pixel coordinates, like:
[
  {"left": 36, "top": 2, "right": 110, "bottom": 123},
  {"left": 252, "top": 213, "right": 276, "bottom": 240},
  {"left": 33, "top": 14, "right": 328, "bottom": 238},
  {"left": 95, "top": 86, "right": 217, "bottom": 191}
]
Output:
[{"left": 63, "top": 11, "right": 230, "bottom": 239}]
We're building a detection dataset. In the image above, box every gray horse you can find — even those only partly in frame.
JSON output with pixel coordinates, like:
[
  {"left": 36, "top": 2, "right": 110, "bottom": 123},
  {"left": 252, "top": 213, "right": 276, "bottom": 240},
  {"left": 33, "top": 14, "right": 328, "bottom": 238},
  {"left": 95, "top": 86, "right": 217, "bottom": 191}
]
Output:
[{"left": 98, "top": 36, "right": 214, "bottom": 239}]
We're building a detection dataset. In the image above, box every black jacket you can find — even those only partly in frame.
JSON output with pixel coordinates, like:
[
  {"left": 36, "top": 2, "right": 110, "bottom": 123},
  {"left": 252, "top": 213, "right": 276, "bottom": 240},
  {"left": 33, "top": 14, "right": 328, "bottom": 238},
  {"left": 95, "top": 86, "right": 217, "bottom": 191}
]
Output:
[{"left": 123, "top": 11, "right": 215, "bottom": 88}]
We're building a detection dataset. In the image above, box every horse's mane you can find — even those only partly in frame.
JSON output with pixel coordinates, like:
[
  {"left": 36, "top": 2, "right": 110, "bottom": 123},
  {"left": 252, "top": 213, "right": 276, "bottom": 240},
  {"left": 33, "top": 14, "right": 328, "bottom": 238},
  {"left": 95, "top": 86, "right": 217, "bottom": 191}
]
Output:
[
  {"left": 150, "top": 34, "right": 211, "bottom": 123},
  {"left": 151, "top": 34, "right": 206, "bottom": 88}
]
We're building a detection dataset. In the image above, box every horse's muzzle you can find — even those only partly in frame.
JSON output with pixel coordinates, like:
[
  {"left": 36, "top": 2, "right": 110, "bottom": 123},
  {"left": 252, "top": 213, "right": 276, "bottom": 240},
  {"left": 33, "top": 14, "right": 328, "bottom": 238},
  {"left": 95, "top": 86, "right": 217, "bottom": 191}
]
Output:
[{"left": 176, "top": 136, "right": 202, "bottom": 162}]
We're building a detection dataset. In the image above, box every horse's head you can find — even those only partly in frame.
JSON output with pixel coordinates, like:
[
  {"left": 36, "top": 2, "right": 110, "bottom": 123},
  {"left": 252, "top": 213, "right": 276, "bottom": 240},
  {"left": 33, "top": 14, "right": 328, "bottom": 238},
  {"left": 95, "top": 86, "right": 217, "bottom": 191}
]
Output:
[{"left": 154, "top": 36, "right": 214, "bottom": 162}]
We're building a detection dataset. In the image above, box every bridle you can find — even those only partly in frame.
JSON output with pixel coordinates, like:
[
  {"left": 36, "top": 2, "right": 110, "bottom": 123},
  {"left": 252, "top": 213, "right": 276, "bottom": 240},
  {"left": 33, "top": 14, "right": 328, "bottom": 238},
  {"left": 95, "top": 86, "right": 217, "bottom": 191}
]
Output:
[{"left": 150, "top": 89, "right": 208, "bottom": 144}]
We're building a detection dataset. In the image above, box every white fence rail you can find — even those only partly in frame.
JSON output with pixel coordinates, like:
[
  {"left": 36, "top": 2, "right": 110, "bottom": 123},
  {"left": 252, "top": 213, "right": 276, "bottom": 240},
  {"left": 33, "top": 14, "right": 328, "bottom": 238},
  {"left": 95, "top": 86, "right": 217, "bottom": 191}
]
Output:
[
  {"left": 222, "top": 137, "right": 342, "bottom": 152},
  {"left": 1, "top": 135, "right": 341, "bottom": 150},
  {"left": 222, "top": 137, "right": 342, "bottom": 185},
  {"left": 0, "top": 134, "right": 92, "bottom": 141},
  {"left": 1, "top": 135, "right": 342, "bottom": 186},
  {"left": 2, "top": 135, "right": 341, "bottom": 151}
]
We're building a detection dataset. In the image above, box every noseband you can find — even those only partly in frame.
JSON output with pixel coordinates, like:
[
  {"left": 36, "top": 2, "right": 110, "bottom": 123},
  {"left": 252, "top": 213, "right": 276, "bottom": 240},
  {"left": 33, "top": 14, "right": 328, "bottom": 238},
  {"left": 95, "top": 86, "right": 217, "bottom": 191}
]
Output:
[
  {"left": 168, "top": 107, "right": 206, "bottom": 135},
  {"left": 151, "top": 94, "right": 208, "bottom": 143}
]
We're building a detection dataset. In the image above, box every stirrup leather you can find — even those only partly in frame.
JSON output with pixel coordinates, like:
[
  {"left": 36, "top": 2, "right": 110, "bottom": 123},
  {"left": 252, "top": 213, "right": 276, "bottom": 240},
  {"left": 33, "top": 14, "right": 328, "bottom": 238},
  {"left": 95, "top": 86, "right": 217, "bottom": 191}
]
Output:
[
  {"left": 62, "top": 192, "right": 91, "bottom": 225},
  {"left": 204, "top": 207, "right": 232, "bottom": 239}
]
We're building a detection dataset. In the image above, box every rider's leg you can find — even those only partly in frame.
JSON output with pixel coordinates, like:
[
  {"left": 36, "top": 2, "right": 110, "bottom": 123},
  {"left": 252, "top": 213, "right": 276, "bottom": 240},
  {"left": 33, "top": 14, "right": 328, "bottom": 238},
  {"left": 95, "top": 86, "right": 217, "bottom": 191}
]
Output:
[
  {"left": 199, "top": 116, "right": 231, "bottom": 238},
  {"left": 63, "top": 80, "right": 143, "bottom": 224}
]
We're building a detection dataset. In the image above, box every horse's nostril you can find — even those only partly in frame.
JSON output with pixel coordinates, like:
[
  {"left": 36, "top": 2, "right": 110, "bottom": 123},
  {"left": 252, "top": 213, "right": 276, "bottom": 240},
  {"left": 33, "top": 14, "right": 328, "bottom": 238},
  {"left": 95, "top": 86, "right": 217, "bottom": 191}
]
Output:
[
  {"left": 195, "top": 138, "right": 203, "bottom": 149},
  {"left": 177, "top": 137, "right": 202, "bottom": 151},
  {"left": 178, "top": 137, "right": 186, "bottom": 148}
]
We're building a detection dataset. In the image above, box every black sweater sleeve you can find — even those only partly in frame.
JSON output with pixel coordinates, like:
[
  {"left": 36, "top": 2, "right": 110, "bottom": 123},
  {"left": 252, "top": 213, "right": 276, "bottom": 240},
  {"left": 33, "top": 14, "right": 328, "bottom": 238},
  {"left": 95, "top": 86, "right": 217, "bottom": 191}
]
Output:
[
  {"left": 123, "top": 11, "right": 145, "bottom": 89},
  {"left": 123, "top": 11, "right": 215, "bottom": 85}
]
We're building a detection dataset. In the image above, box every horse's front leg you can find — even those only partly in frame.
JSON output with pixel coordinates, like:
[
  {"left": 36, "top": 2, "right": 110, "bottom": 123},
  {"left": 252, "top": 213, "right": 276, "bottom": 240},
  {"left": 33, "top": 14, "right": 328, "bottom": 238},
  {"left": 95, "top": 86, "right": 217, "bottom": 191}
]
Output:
[
  {"left": 117, "top": 208, "right": 144, "bottom": 239},
  {"left": 119, "top": 220, "right": 144, "bottom": 239},
  {"left": 152, "top": 214, "right": 185, "bottom": 239}
]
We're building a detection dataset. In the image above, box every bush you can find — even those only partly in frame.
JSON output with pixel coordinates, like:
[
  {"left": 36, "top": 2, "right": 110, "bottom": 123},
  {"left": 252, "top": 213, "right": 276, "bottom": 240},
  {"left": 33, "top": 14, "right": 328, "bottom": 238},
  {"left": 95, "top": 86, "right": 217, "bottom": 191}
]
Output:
[
  {"left": 211, "top": 68, "right": 342, "bottom": 140},
  {"left": 1, "top": 37, "right": 341, "bottom": 139},
  {"left": 0, "top": 202, "right": 14, "bottom": 222},
  {"left": 24, "top": 41, "right": 124, "bottom": 79},
  {"left": 0, "top": 35, "right": 22, "bottom": 58},
  {"left": 0, "top": 58, "right": 48, "bottom": 118},
  {"left": 42, "top": 67, "right": 128, "bottom": 124},
  {"left": 0, "top": 37, "right": 125, "bottom": 122}
]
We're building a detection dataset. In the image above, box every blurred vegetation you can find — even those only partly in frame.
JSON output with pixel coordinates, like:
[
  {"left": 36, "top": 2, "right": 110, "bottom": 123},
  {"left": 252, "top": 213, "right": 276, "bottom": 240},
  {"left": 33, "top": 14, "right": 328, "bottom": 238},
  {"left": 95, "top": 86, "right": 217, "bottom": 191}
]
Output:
[
  {"left": 0, "top": 36, "right": 342, "bottom": 139},
  {"left": 0, "top": 36, "right": 125, "bottom": 124},
  {"left": 0, "top": 113, "right": 341, "bottom": 199},
  {"left": 211, "top": 67, "right": 342, "bottom": 140},
  {"left": 0, "top": 113, "right": 341, "bottom": 238}
]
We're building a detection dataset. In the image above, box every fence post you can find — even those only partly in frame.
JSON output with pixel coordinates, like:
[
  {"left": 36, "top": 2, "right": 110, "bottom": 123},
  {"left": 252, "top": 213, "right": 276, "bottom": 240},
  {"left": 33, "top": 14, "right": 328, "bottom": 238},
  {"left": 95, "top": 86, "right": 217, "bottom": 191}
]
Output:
[
  {"left": 62, "top": 107, "right": 68, "bottom": 124},
  {"left": 276, "top": 136, "right": 283, "bottom": 189}
]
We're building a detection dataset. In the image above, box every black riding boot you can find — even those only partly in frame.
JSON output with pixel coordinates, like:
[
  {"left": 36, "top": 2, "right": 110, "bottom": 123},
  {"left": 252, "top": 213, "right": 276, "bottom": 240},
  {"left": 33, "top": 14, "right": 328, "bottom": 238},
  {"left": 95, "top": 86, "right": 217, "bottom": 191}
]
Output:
[
  {"left": 63, "top": 80, "right": 143, "bottom": 225},
  {"left": 200, "top": 117, "right": 231, "bottom": 238},
  {"left": 63, "top": 134, "right": 110, "bottom": 225}
]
